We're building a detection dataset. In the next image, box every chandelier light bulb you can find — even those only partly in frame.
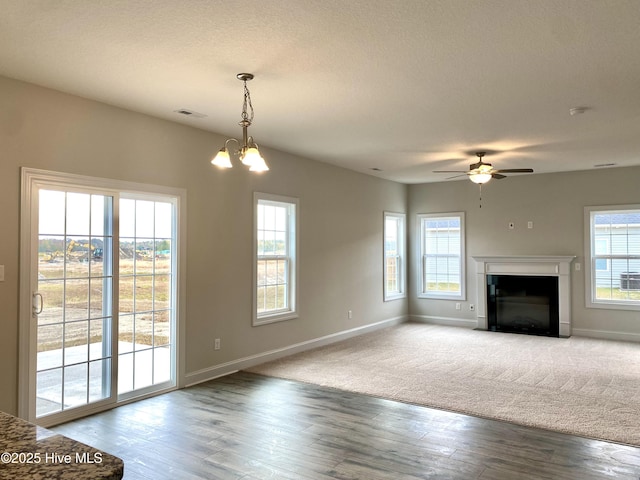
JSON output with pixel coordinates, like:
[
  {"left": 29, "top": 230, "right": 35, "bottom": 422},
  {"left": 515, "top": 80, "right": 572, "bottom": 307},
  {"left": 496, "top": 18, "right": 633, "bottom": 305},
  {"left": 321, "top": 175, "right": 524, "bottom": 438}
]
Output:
[
  {"left": 241, "top": 147, "right": 262, "bottom": 166},
  {"left": 249, "top": 154, "right": 269, "bottom": 172},
  {"left": 211, "top": 149, "right": 233, "bottom": 168}
]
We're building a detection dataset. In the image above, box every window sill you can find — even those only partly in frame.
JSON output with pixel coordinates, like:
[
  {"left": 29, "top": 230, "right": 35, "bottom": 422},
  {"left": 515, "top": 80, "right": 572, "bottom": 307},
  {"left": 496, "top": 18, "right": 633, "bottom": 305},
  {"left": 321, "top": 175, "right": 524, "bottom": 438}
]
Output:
[
  {"left": 586, "top": 300, "right": 640, "bottom": 312},
  {"left": 418, "top": 292, "right": 465, "bottom": 301},
  {"left": 254, "top": 311, "right": 298, "bottom": 326},
  {"left": 384, "top": 293, "right": 406, "bottom": 302}
]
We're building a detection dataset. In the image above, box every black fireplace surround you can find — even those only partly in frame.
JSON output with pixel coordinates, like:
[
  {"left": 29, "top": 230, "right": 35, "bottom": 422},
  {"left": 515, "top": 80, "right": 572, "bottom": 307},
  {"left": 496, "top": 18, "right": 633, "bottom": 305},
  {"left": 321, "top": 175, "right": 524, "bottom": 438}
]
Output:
[{"left": 487, "top": 274, "right": 559, "bottom": 337}]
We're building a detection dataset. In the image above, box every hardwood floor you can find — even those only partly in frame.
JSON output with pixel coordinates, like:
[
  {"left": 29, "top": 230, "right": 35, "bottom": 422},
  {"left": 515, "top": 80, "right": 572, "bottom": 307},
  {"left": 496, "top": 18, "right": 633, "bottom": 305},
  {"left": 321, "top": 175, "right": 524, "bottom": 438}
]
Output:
[{"left": 53, "top": 372, "right": 640, "bottom": 480}]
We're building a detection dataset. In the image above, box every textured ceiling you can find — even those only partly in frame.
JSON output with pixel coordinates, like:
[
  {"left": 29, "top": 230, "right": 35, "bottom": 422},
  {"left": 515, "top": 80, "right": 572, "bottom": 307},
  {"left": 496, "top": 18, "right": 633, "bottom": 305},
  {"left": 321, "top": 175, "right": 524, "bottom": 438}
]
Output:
[{"left": 1, "top": 0, "right": 639, "bottom": 183}]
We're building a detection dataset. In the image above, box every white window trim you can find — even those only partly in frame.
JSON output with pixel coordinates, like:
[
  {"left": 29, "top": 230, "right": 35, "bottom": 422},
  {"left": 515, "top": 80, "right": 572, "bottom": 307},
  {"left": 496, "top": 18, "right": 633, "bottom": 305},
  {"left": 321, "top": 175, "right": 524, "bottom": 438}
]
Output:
[
  {"left": 584, "top": 204, "right": 640, "bottom": 311},
  {"left": 383, "top": 212, "right": 406, "bottom": 301},
  {"left": 253, "top": 192, "right": 299, "bottom": 326},
  {"left": 417, "top": 212, "right": 466, "bottom": 301}
]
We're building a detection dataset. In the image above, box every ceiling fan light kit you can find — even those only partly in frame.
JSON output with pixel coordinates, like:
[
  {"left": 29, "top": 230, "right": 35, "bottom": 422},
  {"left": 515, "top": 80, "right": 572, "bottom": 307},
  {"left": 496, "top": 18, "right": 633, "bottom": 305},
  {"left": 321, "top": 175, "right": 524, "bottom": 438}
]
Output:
[
  {"left": 469, "top": 172, "right": 493, "bottom": 184},
  {"left": 211, "top": 73, "right": 269, "bottom": 173},
  {"left": 468, "top": 160, "right": 494, "bottom": 184}
]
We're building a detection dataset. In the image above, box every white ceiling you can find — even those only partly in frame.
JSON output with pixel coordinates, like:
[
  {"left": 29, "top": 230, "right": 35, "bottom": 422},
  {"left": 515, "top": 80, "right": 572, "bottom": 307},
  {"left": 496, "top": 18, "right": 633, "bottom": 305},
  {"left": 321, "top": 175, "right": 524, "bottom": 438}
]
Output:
[{"left": 1, "top": 0, "right": 640, "bottom": 184}]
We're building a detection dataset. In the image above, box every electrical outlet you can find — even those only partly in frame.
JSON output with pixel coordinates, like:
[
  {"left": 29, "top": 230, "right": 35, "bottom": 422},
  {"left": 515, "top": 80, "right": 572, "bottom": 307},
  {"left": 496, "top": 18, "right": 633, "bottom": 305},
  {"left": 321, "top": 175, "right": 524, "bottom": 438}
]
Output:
[
  {"left": 527, "top": 221, "right": 534, "bottom": 229},
  {"left": 348, "top": 310, "right": 353, "bottom": 319},
  {"left": 575, "top": 263, "right": 581, "bottom": 271},
  {"left": 456, "top": 302, "right": 461, "bottom": 310},
  {"left": 469, "top": 304, "right": 475, "bottom": 311},
  {"left": 214, "top": 338, "right": 221, "bottom": 350}
]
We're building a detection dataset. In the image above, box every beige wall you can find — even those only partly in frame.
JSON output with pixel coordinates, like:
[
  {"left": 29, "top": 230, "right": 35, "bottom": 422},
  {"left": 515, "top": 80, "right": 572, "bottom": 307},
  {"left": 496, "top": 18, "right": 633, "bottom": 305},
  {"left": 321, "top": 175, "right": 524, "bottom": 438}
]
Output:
[
  {"left": 0, "top": 76, "right": 408, "bottom": 414},
  {"left": 408, "top": 167, "right": 640, "bottom": 337},
  {"left": 3, "top": 73, "right": 637, "bottom": 417}
]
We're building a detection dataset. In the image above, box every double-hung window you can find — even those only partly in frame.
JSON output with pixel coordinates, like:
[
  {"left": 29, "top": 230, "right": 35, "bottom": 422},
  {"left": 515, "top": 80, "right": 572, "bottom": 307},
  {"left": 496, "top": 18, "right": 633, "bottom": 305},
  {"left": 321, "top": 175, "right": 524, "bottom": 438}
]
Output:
[
  {"left": 254, "top": 193, "right": 298, "bottom": 325},
  {"left": 418, "top": 212, "right": 465, "bottom": 300},
  {"left": 384, "top": 212, "right": 406, "bottom": 301},
  {"left": 585, "top": 205, "right": 640, "bottom": 310}
]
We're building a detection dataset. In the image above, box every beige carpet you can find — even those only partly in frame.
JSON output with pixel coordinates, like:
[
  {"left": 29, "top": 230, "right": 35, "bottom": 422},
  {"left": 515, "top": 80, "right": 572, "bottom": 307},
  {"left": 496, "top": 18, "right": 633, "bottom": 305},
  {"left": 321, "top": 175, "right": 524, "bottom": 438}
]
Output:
[{"left": 246, "top": 322, "right": 640, "bottom": 446}]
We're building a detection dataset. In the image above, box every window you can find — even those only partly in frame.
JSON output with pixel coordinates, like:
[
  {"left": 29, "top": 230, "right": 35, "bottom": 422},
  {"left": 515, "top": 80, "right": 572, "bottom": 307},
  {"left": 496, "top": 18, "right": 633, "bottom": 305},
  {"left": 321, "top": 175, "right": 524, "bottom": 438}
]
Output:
[
  {"left": 585, "top": 205, "right": 640, "bottom": 310},
  {"left": 384, "top": 212, "right": 406, "bottom": 301},
  {"left": 254, "top": 193, "right": 298, "bottom": 325},
  {"left": 418, "top": 212, "right": 465, "bottom": 300}
]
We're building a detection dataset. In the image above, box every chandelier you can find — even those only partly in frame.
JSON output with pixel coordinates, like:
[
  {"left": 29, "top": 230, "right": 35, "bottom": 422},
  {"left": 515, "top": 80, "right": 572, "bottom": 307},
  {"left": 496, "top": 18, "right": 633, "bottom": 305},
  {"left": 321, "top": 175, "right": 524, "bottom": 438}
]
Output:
[{"left": 211, "top": 73, "right": 269, "bottom": 172}]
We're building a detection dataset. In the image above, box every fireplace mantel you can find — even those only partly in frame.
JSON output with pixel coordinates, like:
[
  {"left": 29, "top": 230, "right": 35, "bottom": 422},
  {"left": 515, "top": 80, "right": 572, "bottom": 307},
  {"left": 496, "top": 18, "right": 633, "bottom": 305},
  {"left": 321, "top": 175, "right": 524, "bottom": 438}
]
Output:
[{"left": 472, "top": 255, "right": 575, "bottom": 337}]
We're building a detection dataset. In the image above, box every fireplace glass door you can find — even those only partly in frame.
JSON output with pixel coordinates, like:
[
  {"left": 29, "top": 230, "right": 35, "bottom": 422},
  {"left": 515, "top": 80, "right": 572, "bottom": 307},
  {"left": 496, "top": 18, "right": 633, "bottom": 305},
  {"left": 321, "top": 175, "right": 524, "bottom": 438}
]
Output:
[{"left": 487, "top": 275, "right": 559, "bottom": 337}]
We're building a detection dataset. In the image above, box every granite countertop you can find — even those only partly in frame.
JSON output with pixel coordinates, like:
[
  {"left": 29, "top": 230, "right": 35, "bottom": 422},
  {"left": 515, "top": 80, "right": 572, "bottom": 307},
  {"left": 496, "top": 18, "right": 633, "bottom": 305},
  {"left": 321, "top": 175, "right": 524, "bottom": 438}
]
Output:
[{"left": 0, "top": 411, "right": 123, "bottom": 480}]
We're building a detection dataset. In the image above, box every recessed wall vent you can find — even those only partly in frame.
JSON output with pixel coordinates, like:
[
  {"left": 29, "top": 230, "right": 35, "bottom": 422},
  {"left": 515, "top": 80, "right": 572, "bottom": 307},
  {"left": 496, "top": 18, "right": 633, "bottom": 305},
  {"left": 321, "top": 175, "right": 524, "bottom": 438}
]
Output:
[{"left": 174, "top": 109, "right": 207, "bottom": 119}]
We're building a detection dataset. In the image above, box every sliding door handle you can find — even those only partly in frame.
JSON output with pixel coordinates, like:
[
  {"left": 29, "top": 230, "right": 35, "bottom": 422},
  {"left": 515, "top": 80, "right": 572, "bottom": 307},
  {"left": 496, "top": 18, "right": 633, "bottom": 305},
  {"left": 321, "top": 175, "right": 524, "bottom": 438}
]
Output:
[{"left": 32, "top": 292, "right": 43, "bottom": 316}]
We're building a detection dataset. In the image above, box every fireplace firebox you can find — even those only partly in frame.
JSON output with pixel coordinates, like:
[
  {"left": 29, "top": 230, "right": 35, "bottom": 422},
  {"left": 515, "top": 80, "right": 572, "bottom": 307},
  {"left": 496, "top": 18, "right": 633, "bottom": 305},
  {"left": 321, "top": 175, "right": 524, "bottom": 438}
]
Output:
[
  {"left": 487, "top": 275, "right": 559, "bottom": 337},
  {"left": 473, "top": 256, "right": 574, "bottom": 337}
]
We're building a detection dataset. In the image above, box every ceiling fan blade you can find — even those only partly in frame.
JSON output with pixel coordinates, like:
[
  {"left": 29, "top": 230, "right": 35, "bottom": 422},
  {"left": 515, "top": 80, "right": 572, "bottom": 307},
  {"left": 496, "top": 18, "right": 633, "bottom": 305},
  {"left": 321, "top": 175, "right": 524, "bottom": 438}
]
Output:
[
  {"left": 446, "top": 174, "right": 468, "bottom": 180},
  {"left": 495, "top": 168, "right": 534, "bottom": 173},
  {"left": 491, "top": 173, "right": 507, "bottom": 179},
  {"left": 433, "top": 170, "right": 468, "bottom": 173},
  {"left": 469, "top": 161, "right": 492, "bottom": 170}
]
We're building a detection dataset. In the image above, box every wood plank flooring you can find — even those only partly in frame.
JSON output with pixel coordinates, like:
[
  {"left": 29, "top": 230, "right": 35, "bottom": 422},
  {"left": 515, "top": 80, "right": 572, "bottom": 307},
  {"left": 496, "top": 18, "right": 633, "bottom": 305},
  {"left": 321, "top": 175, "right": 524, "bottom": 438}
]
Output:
[{"left": 53, "top": 372, "right": 640, "bottom": 480}]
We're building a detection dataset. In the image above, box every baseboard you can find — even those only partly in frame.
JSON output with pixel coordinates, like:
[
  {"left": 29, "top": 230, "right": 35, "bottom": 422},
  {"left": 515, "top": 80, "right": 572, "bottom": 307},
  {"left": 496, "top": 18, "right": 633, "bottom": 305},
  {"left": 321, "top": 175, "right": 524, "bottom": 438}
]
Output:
[
  {"left": 184, "top": 315, "right": 408, "bottom": 387},
  {"left": 571, "top": 328, "right": 640, "bottom": 343},
  {"left": 409, "top": 314, "right": 477, "bottom": 329}
]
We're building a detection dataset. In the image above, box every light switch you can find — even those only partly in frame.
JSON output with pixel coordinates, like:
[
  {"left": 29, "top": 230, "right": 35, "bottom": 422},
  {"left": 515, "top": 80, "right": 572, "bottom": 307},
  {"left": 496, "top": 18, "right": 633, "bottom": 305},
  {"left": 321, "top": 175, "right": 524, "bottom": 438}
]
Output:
[{"left": 0, "top": 265, "right": 4, "bottom": 282}]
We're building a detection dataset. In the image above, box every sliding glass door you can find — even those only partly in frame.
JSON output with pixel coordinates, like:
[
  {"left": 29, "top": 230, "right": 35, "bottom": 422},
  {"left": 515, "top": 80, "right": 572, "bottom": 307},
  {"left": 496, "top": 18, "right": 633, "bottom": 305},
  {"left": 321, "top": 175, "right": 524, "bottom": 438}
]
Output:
[{"left": 20, "top": 169, "right": 181, "bottom": 426}]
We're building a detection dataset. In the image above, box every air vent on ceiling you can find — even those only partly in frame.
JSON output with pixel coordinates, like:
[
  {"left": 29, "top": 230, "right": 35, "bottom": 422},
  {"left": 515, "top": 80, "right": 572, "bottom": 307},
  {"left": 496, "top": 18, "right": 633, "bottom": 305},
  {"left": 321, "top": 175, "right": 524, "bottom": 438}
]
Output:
[{"left": 174, "top": 109, "right": 207, "bottom": 119}]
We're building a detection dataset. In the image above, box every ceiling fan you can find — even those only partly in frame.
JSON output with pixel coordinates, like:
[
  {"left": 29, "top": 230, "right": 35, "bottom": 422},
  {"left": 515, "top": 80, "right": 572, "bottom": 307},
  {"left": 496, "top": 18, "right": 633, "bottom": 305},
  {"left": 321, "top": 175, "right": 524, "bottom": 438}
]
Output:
[{"left": 434, "top": 152, "right": 534, "bottom": 184}]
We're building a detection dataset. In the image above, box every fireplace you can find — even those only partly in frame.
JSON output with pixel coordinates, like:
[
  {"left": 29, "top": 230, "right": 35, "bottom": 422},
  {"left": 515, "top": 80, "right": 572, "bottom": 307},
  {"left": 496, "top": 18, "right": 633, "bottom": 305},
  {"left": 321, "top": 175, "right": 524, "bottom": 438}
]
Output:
[
  {"left": 487, "top": 274, "right": 559, "bottom": 337},
  {"left": 473, "top": 256, "right": 575, "bottom": 337}
]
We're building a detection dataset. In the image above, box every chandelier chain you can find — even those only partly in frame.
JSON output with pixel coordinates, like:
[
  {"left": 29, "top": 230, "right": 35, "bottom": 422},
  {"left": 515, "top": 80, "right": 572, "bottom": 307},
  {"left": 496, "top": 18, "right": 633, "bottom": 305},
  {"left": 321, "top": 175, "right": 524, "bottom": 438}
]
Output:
[{"left": 241, "top": 81, "right": 254, "bottom": 124}]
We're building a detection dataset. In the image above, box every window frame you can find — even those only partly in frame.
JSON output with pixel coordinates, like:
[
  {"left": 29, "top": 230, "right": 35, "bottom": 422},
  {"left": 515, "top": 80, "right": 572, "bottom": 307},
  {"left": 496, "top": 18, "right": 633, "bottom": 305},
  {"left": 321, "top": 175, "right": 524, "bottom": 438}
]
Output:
[
  {"left": 417, "top": 212, "right": 466, "bottom": 301},
  {"left": 383, "top": 212, "right": 406, "bottom": 301},
  {"left": 253, "top": 192, "right": 299, "bottom": 326},
  {"left": 584, "top": 205, "right": 640, "bottom": 311}
]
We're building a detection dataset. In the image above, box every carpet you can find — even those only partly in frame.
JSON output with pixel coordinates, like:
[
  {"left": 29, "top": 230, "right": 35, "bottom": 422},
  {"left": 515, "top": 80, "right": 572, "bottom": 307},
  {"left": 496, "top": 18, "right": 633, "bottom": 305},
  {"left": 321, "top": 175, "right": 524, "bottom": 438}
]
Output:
[{"left": 246, "top": 322, "right": 640, "bottom": 446}]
